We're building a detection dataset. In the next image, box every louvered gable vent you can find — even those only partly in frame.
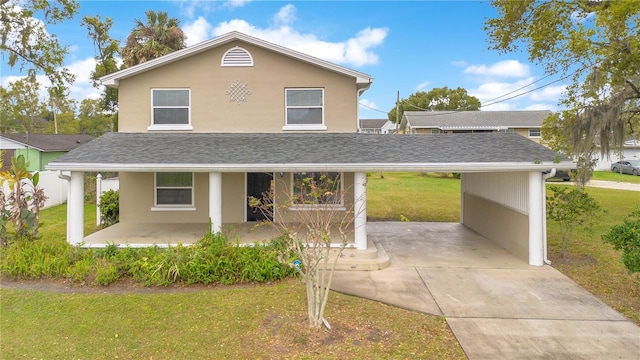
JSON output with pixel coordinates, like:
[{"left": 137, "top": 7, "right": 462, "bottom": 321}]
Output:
[{"left": 221, "top": 47, "right": 254, "bottom": 67}]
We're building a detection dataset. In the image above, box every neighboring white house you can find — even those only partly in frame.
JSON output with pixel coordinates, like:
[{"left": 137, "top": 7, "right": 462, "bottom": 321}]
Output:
[
  {"left": 358, "top": 119, "right": 396, "bottom": 134},
  {"left": 593, "top": 139, "right": 640, "bottom": 171}
]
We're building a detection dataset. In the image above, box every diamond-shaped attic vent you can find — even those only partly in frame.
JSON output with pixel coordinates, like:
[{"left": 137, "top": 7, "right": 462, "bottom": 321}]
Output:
[{"left": 221, "top": 47, "right": 254, "bottom": 67}]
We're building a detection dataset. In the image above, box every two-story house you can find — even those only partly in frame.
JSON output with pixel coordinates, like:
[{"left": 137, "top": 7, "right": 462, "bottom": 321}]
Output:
[
  {"left": 400, "top": 110, "right": 549, "bottom": 143},
  {"left": 48, "top": 32, "right": 574, "bottom": 267}
]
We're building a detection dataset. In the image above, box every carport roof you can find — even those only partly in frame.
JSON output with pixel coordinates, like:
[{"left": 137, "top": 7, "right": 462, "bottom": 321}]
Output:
[{"left": 46, "top": 132, "right": 574, "bottom": 172}]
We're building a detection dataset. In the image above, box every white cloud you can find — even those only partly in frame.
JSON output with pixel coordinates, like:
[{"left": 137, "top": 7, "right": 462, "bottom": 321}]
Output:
[
  {"left": 464, "top": 60, "right": 530, "bottom": 78},
  {"left": 529, "top": 84, "right": 565, "bottom": 102},
  {"left": 359, "top": 98, "right": 379, "bottom": 110},
  {"left": 469, "top": 76, "right": 538, "bottom": 109},
  {"left": 183, "top": 16, "right": 214, "bottom": 46},
  {"left": 273, "top": 4, "right": 296, "bottom": 26},
  {"left": 66, "top": 57, "right": 101, "bottom": 103},
  {"left": 209, "top": 5, "right": 388, "bottom": 67},
  {"left": 415, "top": 81, "right": 430, "bottom": 91},
  {"left": 224, "top": 0, "right": 252, "bottom": 9},
  {"left": 524, "top": 103, "right": 553, "bottom": 111},
  {"left": 451, "top": 60, "right": 468, "bottom": 67}
]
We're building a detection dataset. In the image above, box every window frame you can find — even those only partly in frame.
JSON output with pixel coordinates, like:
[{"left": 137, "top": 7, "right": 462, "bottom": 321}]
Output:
[
  {"left": 152, "top": 172, "right": 195, "bottom": 211},
  {"left": 283, "top": 88, "right": 326, "bottom": 131},
  {"left": 528, "top": 128, "right": 541, "bottom": 138},
  {"left": 289, "top": 171, "right": 344, "bottom": 210},
  {"left": 149, "top": 88, "right": 193, "bottom": 131}
]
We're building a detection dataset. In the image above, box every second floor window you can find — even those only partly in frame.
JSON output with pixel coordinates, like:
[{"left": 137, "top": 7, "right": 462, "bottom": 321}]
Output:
[
  {"left": 529, "top": 129, "right": 541, "bottom": 137},
  {"left": 285, "top": 88, "right": 324, "bottom": 129},
  {"left": 151, "top": 89, "right": 190, "bottom": 127}
]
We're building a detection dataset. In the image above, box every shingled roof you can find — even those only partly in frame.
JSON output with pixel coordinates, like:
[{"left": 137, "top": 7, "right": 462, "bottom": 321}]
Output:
[
  {"left": 47, "top": 132, "right": 573, "bottom": 173},
  {"left": 403, "top": 110, "right": 551, "bottom": 130},
  {"left": 0, "top": 133, "right": 95, "bottom": 152}
]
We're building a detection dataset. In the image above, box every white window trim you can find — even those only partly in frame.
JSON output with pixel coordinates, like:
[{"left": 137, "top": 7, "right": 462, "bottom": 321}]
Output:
[
  {"left": 283, "top": 88, "right": 326, "bottom": 131},
  {"left": 529, "top": 128, "right": 541, "bottom": 138},
  {"left": 152, "top": 172, "right": 195, "bottom": 210},
  {"left": 289, "top": 171, "right": 344, "bottom": 210},
  {"left": 149, "top": 88, "right": 192, "bottom": 131}
]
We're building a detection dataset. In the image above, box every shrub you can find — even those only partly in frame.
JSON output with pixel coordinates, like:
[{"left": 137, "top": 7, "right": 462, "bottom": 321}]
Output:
[
  {"left": 602, "top": 208, "right": 640, "bottom": 274},
  {"left": 98, "top": 190, "right": 119, "bottom": 226}
]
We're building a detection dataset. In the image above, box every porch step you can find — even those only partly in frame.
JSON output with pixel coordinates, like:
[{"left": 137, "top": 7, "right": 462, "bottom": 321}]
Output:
[{"left": 331, "top": 240, "right": 390, "bottom": 271}]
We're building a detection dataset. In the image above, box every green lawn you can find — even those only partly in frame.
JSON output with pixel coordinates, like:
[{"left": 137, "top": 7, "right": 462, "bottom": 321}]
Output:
[
  {"left": 592, "top": 170, "right": 640, "bottom": 184},
  {"left": 2, "top": 173, "right": 639, "bottom": 358}
]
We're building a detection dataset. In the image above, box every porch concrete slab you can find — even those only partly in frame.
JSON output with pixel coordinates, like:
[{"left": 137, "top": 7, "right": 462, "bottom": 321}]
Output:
[
  {"left": 331, "top": 267, "right": 441, "bottom": 315},
  {"left": 329, "top": 222, "right": 640, "bottom": 359},
  {"left": 368, "top": 222, "right": 532, "bottom": 269},
  {"left": 446, "top": 318, "right": 640, "bottom": 360},
  {"left": 417, "top": 267, "right": 627, "bottom": 320}
]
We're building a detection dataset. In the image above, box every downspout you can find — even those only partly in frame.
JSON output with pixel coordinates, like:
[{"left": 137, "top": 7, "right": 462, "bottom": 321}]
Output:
[{"left": 541, "top": 168, "right": 556, "bottom": 265}]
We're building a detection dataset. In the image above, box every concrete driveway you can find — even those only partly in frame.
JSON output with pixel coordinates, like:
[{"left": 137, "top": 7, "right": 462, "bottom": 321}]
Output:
[{"left": 331, "top": 222, "right": 640, "bottom": 359}]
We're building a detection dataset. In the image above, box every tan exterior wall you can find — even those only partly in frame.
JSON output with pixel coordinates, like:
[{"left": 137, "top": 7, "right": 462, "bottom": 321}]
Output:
[
  {"left": 462, "top": 192, "right": 529, "bottom": 261},
  {"left": 410, "top": 127, "right": 542, "bottom": 143},
  {"left": 117, "top": 41, "right": 358, "bottom": 133},
  {"left": 118, "top": 171, "right": 355, "bottom": 225},
  {"left": 221, "top": 173, "right": 245, "bottom": 223},
  {"left": 120, "top": 172, "right": 208, "bottom": 223}
]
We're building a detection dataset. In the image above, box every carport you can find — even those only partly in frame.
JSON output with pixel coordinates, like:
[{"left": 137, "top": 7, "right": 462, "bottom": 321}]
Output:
[{"left": 48, "top": 132, "right": 574, "bottom": 266}]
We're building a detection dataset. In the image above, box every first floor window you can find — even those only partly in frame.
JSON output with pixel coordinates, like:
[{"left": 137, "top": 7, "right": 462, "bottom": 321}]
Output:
[
  {"left": 292, "top": 172, "right": 341, "bottom": 205},
  {"left": 152, "top": 89, "right": 190, "bottom": 126},
  {"left": 529, "top": 129, "right": 541, "bottom": 137},
  {"left": 155, "top": 172, "right": 193, "bottom": 206},
  {"left": 285, "top": 88, "right": 324, "bottom": 126}
]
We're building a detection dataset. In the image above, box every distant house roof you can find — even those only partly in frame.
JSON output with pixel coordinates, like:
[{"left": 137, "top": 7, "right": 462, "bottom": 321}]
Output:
[
  {"left": 100, "top": 31, "right": 373, "bottom": 89},
  {"left": 359, "top": 119, "right": 390, "bottom": 129},
  {"left": 47, "top": 132, "right": 574, "bottom": 173},
  {"left": 403, "top": 110, "right": 551, "bottom": 130},
  {"left": 0, "top": 133, "right": 95, "bottom": 152}
]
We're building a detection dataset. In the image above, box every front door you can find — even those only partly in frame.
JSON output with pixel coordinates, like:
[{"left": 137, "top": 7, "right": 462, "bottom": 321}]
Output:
[{"left": 246, "top": 172, "right": 274, "bottom": 221}]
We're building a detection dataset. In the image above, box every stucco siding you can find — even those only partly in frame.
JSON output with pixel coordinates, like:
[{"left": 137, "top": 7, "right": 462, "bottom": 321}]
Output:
[
  {"left": 119, "top": 172, "right": 210, "bottom": 224},
  {"left": 118, "top": 41, "right": 358, "bottom": 133},
  {"left": 222, "top": 172, "right": 245, "bottom": 223},
  {"left": 462, "top": 192, "right": 529, "bottom": 261}
]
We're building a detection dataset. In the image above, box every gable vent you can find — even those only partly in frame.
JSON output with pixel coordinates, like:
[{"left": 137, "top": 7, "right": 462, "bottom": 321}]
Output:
[{"left": 221, "top": 47, "right": 254, "bottom": 67}]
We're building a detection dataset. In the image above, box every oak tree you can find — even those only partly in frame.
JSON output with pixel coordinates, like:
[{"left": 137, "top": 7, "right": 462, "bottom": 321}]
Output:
[
  {"left": 388, "top": 87, "right": 481, "bottom": 123},
  {"left": 486, "top": 0, "right": 640, "bottom": 162}
]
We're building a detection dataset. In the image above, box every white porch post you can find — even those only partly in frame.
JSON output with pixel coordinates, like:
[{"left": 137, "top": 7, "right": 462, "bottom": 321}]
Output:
[
  {"left": 209, "top": 172, "right": 222, "bottom": 233},
  {"left": 354, "top": 172, "right": 367, "bottom": 250},
  {"left": 96, "top": 173, "right": 102, "bottom": 226},
  {"left": 68, "top": 171, "right": 85, "bottom": 245},
  {"left": 528, "top": 171, "right": 544, "bottom": 266}
]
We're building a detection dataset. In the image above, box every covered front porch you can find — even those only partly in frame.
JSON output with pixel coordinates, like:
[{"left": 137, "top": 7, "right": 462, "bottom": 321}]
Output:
[{"left": 81, "top": 222, "right": 354, "bottom": 248}]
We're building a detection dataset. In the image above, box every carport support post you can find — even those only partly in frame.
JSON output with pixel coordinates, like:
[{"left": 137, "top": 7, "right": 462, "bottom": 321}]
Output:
[
  {"left": 209, "top": 172, "right": 222, "bottom": 233},
  {"left": 354, "top": 172, "right": 367, "bottom": 250},
  {"left": 68, "top": 171, "right": 84, "bottom": 245},
  {"left": 528, "top": 171, "right": 544, "bottom": 266}
]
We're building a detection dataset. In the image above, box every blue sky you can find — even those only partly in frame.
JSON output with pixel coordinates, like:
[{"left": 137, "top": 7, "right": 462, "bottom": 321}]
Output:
[{"left": 1, "top": 0, "right": 567, "bottom": 119}]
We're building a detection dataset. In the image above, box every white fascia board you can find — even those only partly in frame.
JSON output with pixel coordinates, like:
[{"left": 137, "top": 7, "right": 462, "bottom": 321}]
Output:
[
  {"left": 46, "top": 161, "right": 577, "bottom": 173},
  {"left": 100, "top": 31, "right": 373, "bottom": 87}
]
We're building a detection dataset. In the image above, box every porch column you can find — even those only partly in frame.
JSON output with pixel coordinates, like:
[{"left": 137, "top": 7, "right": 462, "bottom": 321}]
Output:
[
  {"left": 209, "top": 172, "right": 222, "bottom": 233},
  {"left": 354, "top": 172, "right": 367, "bottom": 250},
  {"left": 68, "top": 171, "right": 84, "bottom": 245},
  {"left": 528, "top": 171, "right": 544, "bottom": 266}
]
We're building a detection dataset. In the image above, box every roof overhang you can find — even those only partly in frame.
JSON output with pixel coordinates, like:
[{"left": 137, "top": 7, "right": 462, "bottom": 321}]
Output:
[{"left": 47, "top": 161, "right": 576, "bottom": 173}]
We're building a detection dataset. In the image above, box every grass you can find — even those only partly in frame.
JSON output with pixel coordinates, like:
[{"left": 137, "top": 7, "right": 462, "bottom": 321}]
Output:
[
  {"left": 0, "top": 280, "right": 464, "bottom": 359},
  {"left": 591, "top": 170, "right": 640, "bottom": 184},
  {"left": 367, "top": 172, "right": 460, "bottom": 222},
  {"left": 2, "top": 173, "right": 639, "bottom": 357}
]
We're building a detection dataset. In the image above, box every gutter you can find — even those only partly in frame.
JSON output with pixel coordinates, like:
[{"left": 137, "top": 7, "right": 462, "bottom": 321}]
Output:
[{"left": 541, "top": 168, "right": 556, "bottom": 265}]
